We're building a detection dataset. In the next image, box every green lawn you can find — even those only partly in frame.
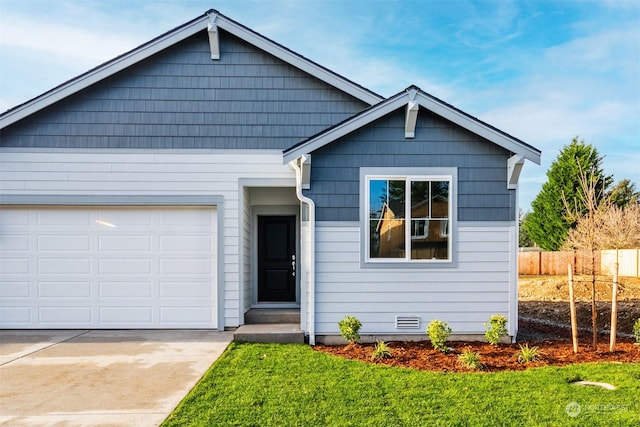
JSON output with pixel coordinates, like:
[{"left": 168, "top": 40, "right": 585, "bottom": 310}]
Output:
[{"left": 163, "top": 342, "right": 640, "bottom": 426}]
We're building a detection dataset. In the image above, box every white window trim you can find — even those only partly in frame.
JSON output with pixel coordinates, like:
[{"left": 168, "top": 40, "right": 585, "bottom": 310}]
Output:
[{"left": 360, "top": 167, "right": 457, "bottom": 268}]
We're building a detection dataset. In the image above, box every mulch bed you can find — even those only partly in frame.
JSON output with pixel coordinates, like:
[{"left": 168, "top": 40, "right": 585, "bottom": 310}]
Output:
[{"left": 315, "top": 340, "right": 639, "bottom": 373}]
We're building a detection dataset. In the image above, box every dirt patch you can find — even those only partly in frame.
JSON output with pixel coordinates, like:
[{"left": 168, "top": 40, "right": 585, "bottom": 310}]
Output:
[{"left": 315, "top": 275, "right": 640, "bottom": 372}]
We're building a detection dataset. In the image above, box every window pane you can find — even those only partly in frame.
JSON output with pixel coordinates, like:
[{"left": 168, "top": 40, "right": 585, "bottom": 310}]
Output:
[
  {"left": 410, "top": 180, "right": 449, "bottom": 260},
  {"left": 371, "top": 219, "right": 405, "bottom": 258},
  {"left": 369, "top": 178, "right": 406, "bottom": 259},
  {"left": 431, "top": 181, "right": 449, "bottom": 218},
  {"left": 388, "top": 180, "right": 405, "bottom": 219}
]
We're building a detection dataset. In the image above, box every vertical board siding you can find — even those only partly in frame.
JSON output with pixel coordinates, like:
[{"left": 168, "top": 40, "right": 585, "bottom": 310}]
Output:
[
  {"left": 0, "top": 150, "right": 293, "bottom": 328},
  {"left": 1, "top": 31, "right": 367, "bottom": 150},
  {"left": 304, "top": 109, "right": 514, "bottom": 222},
  {"left": 314, "top": 222, "right": 512, "bottom": 335}
]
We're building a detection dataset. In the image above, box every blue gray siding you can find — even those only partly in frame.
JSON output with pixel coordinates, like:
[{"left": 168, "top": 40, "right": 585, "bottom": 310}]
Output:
[
  {"left": 1, "top": 30, "right": 368, "bottom": 149},
  {"left": 304, "top": 107, "right": 515, "bottom": 222}
]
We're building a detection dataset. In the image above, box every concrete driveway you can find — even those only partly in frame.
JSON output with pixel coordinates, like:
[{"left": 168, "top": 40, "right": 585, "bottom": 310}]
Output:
[{"left": 0, "top": 330, "right": 233, "bottom": 426}]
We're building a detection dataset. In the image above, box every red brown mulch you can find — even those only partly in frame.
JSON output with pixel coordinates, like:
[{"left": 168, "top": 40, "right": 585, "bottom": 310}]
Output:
[{"left": 315, "top": 339, "right": 639, "bottom": 373}]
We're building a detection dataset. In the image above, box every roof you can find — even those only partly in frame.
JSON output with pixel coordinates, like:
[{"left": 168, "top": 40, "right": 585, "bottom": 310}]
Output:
[
  {"left": 283, "top": 85, "right": 541, "bottom": 164},
  {"left": 0, "top": 9, "right": 383, "bottom": 129}
]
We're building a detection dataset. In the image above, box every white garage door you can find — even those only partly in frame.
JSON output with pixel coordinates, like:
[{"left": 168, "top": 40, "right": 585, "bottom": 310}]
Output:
[{"left": 0, "top": 206, "right": 217, "bottom": 329}]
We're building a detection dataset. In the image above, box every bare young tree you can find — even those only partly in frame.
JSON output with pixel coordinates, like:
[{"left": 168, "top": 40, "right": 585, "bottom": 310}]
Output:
[{"left": 561, "top": 164, "right": 604, "bottom": 349}]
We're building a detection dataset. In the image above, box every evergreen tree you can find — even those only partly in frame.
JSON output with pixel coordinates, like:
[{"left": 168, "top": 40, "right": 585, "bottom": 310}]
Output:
[
  {"left": 607, "top": 179, "right": 639, "bottom": 208},
  {"left": 523, "top": 137, "right": 612, "bottom": 250}
]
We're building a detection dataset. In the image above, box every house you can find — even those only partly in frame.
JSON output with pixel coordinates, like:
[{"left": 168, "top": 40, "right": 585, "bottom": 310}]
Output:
[{"left": 0, "top": 10, "right": 541, "bottom": 344}]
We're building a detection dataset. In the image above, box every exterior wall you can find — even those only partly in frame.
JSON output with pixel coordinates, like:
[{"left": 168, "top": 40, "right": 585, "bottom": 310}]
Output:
[
  {"left": 0, "top": 149, "right": 294, "bottom": 328},
  {"left": 304, "top": 108, "right": 515, "bottom": 222},
  {"left": 314, "top": 221, "right": 517, "bottom": 337},
  {"left": 1, "top": 30, "right": 368, "bottom": 150}
]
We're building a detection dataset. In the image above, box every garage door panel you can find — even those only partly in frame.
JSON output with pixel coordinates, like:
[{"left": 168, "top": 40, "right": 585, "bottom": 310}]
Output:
[
  {"left": 0, "top": 281, "right": 30, "bottom": 298},
  {"left": 100, "top": 307, "right": 153, "bottom": 323},
  {"left": 38, "top": 235, "right": 91, "bottom": 251},
  {"left": 38, "top": 210, "right": 90, "bottom": 226},
  {"left": 39, "top": 281, "right": 91, "bottom": 298},
  {"left": 0, "top": 306, "right": 30, "bottom": 323},
  {"left": 0, "top": 206, "right": 217, "bottom": 329},
  {"left": 40, "top": 307, "right": 92, "bottom": 323},
  {"left": 100, "top": 281, "right": 152, "bottom": 297},
  {"left": 39, "top": 258, "right": 91, "bottom": 274},
  {"left": 99, "top": 258, "right": 152, "bottom": 275},
  {"left": 161, "top": 307, "right": 212, "bottom": 323},
  {"left": 160, "top": 281, "right": 211, "bottom": 297}
]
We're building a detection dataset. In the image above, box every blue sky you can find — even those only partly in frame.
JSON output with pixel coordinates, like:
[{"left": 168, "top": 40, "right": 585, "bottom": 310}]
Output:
[{"left": 1, "top": 0, "right": 638, "bottom": 210}]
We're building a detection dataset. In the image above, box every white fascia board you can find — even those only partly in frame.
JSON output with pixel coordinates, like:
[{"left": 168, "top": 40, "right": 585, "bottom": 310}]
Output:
[
  {"left": 414, "top": 92, "right": 541, "bottom": 164},
  {"left": 0, "top": 16, "right": 210, "bottom": 129},
  {"left": 283, "top": 95, "right": 407, "bottom": 163},
  {"left": 214, "top": 15, "right": 383, "bottom": 106}
]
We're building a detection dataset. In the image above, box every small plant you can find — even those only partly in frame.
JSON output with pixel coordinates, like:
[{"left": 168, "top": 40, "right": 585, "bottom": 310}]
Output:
[
  {"left": 457, "top": 347, "right": 483, "bottom": 370},
  {"left": 371, "top": 340, "right": 393, "bottom": 361},
  {"left": 484, "top": 314, "right": 508, "bottom": 345},
  {"left": 427, "top": 319, "right": 452, "bottom": 352},
  {"left": 633, "top": 318, "right": 640, "bottom": 346},
  {"left": 338, "top": 315, "right": 362, "bottom": 344},
  {"left": 517, "top": 343, "right": 541, "bottom": 364}
]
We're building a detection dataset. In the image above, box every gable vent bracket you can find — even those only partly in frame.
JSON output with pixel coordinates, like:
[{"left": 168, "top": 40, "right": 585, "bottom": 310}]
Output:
[
  {"left": 207, "top": 13, "right": 220, "bottom": 60},
  {"left": 395, "top": 315, "right": 420, "bottom": 329},
  {"left": 405, "top": 100, "right": 419, "bottom": 138}
]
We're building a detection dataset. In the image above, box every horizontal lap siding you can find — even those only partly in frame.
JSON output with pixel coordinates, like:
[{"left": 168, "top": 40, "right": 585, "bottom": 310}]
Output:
[
  {"left": 314, "top": 223, "right": 512, "bottom": 335},
  {"left": 304, "top": 108, "right": 514, "bottom": 222},
  {"left": 1, "top": 31, "right": 367, "bottom": 150},
  {"left": 0, "top": 150, "right": 293, "bottom": 328}
]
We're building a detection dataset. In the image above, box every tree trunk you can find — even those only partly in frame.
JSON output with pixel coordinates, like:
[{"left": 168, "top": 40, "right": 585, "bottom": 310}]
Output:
[{"left": 591, "top": 249, "right": 597, "bottom": 350}]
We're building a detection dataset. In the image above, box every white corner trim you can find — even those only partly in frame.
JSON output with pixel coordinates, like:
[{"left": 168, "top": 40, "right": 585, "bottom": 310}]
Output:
[
  {"left": 207, "top": 13, "right": 220, "bottom": 60},
  {"left": 507, "top": 154, "right": 525, "bottom": 189},
  {"left": 405, "top": 100, "right": 419, "bottom": 138}
]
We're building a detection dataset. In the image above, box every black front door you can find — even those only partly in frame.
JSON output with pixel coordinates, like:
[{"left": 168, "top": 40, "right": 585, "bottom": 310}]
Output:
[{"left": 258, "top": 215, "right": 296, "bottom": 302}]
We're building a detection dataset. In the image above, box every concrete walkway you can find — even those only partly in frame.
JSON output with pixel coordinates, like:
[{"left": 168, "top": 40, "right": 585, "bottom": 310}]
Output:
[{"left": 0, "top": 330, "right": 233, "bottom": 426}]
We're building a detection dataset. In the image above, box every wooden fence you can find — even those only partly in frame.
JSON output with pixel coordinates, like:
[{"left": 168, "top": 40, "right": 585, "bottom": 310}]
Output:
[{"left": 518, "top": 249, "right": 640, "bottom": 277}]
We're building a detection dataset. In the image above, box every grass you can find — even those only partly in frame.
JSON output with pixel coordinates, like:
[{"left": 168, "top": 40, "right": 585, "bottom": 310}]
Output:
[{"left": 163, "top": 342, "right": 640, "bottom": 426}]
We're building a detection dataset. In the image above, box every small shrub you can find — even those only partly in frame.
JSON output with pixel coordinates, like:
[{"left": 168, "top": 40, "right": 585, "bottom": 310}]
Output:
[
  {"left": 517, "top": 343, "right": 541, "bottom": 363},
  {"left": 338, "top": 315, "right": 362, "bottom": 344},
  {"left": 427, "top": 319, "right": 452, "bottom": 352},
  {"left": 484, "top": 314, "right": 508, "bottom": 345},
  {"left": 371, "top": 340, "right": 393, "bottom": 361},
  {"left": 634, "top": 318, "right": 640, "bottom": 346},
  {"left": 457, "top": 347, "right": 483, "bottom": 370}
]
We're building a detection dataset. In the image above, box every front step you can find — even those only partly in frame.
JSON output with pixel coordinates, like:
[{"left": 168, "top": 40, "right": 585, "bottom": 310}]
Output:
[
  {"left": 234, "top": 323, "right": 305, "bottom": 344},
  {"left": 245, "top": 308, "right": 300, "bottom": 324}
]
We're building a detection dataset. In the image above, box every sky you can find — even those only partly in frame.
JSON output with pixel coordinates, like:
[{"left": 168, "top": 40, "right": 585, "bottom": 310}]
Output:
[{"left": 1, "top": 0, "right": 638, "bottom": 210}]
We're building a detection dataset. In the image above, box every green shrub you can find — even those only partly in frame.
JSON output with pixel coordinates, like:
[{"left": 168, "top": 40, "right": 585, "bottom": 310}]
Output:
[
  {"left": 371, "top": 340, "right": 393, "bottom": 361},
  {"left": 634, "top": 318, "right": 640, "bottom": 346},
  {"left": 517, "top": 343, "right": 541, "bottom": 363},
  {"left": 484, "top": 314, "right": 508, "bottom": 345},
  {"left": 457, "top": 347, "right": 483, "bottom": 370},
  {"left": 338, "top": 315, "right": 362, "bottom": 344},
  {"left": 427, "top": 319, "right": 452, "bottom": 352}
]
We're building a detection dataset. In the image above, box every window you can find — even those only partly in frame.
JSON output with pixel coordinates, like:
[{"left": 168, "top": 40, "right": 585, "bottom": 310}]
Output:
[{"left": 367, "top": 175, "right": 451, "bottom": 262}]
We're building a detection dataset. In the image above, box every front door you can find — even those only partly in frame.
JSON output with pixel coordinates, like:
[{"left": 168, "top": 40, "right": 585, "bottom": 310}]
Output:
[{"left": 257, "top": 215, "right": 296, "bottom": 302}]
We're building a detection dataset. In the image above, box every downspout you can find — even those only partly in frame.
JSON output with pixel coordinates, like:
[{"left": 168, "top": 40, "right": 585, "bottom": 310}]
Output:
[{"left": 291, "top": 155, "right": 316, "bottom": 345}]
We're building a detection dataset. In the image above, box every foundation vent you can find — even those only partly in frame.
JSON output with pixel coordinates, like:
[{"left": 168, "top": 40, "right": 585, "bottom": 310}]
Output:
[{"left": 395, "top": 315, "right": 420, "bottom": 329}]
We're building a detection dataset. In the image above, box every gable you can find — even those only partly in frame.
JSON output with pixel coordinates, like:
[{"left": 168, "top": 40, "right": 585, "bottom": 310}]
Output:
[
  {"left": 0, "top": 30, "right": 370, "bottom": 150},
  {"left": 303, "top": 107, "right": 516, "bottom": 222},
  {"left": 0, "top": 10, "right": 381, "bottom": 150}
]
